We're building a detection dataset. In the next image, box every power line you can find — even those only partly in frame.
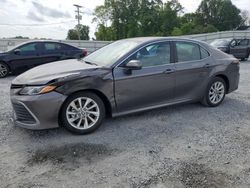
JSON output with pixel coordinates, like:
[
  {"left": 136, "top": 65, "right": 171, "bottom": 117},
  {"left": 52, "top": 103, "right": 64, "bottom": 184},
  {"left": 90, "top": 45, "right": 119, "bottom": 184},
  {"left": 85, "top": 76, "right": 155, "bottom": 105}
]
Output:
[
  {"left": 0, "top": 20, "right": 75, "bottom": 27},
  {"left": 74, "top": 4, "right": 84, "bottom": 40}
]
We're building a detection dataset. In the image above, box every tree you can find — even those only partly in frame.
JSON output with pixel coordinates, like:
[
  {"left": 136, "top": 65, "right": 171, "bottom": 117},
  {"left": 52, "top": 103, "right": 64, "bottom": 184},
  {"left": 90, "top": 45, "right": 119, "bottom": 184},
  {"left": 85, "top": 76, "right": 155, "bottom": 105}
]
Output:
[
  {"left": 14, "top": 36, "right": 29, "bottom": 39},
  {"left": 241, "top": 10, "right": 250, "bottom": 26},
  {"left": 196, "top": 0, "right": 242, "bottom": 31},
  {"left": 67, "top": 24, "right": 90, "bottom": 40},
  {"left": 93, "top": 0, "right": 183, "bottom": 40}
]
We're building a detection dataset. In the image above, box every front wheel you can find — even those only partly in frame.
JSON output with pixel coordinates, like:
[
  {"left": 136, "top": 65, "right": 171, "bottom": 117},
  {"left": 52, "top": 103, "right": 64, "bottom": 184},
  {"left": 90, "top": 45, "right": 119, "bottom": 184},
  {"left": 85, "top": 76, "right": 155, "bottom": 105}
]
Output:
[
  {"left": 0, "top": 62, "right": 9, "bottom": 78},
  {"left": 61, "top": 92, "right": 105, "bottom": 134},
  {"left": 202, "top": 77, "right": 226, "bottom": 107}
]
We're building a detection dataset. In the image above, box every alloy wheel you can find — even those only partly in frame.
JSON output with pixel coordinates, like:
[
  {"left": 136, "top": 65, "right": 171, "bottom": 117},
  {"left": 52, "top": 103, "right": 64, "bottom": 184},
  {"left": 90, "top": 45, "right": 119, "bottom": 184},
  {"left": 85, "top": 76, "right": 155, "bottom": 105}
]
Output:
[
  {"left": 208, "top": 81, "right": 225, "bottom": 105},
  {"left": 66, "top": 97, "right": 100, "bottom": 130},
  {"left": 0, "top": 64, "right": 8, "bottom": 78}
]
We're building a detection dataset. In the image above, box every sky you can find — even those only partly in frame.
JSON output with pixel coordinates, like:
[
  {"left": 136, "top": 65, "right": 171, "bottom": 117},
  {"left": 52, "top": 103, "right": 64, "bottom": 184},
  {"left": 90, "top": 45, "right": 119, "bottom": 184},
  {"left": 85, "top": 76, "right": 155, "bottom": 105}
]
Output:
[{"left": 0, "top": 0, "right": 249, "bottom": 40}]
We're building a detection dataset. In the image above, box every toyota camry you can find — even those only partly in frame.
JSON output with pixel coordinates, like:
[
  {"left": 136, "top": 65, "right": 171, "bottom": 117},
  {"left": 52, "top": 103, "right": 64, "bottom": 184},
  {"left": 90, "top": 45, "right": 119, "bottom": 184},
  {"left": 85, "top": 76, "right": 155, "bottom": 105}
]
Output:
[{"left": 10, "top": 37, "right": 240, "bottom": 134}]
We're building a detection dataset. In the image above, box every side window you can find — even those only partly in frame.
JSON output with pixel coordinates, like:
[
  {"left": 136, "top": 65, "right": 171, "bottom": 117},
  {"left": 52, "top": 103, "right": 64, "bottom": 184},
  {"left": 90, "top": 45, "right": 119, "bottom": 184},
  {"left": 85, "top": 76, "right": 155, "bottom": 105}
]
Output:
[
  {"left": 62, "top": 44, "right": 77, "bottom": 50},
  {"left": 125, "top": 42, "right": 171, "bottom": 67},
  {"left": 200, "top": 47, "right": 210, "bottom": 59},
  {"left": 44, "top": 43, "right": 62, "bottom": 51},
  {"left": 19, "top": 43, "right": 38, "bottom": 52},
  {"left": 238, "top": 39, "right": 248, "bottom": 46},
  {"left": 176, "top": 42, "right": 200, "bottom": 62}
]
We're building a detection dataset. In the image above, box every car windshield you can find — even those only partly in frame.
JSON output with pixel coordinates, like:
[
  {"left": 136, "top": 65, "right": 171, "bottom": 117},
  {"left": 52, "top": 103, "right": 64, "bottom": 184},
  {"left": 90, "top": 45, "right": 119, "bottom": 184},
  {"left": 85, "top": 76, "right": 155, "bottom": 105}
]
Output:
[
  {"left": 83, "top": 40, "right": 140, "bottom": 66},
  {"left": 210, "top": 39, "right": 232, "bottom": 47},
  {"left": 7, "top": 42, "right": 29, "bottom": 52}
]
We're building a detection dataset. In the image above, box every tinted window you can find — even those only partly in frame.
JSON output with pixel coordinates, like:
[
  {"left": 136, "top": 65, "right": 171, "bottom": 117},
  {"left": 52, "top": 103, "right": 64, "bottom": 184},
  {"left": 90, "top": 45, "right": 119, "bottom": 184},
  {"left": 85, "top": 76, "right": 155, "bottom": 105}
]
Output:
[
  {"left": 44, "top": 43, "right": 62, "bottom": 50},
  {"left": 125, "top": 42, "right": 171, "bottom": 67},
  {"left": 176, "top": 42, "right": 200, "bottom": 62},
  {"left": 238, "top": 39, "right": 248, "bottom": 46},
  {"left": 61, "top": 44, "right": 76, "bottom": 50},
  {"left": 19, "top": 43, "right": 38, "bottom": 52},
  {"left": 200, "top": 47, "right": 210, "bottom": 59}
]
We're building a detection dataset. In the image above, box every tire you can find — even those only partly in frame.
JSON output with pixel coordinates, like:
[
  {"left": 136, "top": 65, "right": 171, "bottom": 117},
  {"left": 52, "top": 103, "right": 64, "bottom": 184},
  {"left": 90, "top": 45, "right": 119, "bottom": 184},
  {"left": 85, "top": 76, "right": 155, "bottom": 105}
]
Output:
[
  {"left": 60, "top": 92, "right": 106, "bottom": 134},
  {"left": 241, "top": 58, "right": 246, "bottom": 61},
  {"left": 201, "top": 77, "right": 226, "bottom": 107},
  {"left": 0, "top": 62, "right": 9, "bottom": 78}
]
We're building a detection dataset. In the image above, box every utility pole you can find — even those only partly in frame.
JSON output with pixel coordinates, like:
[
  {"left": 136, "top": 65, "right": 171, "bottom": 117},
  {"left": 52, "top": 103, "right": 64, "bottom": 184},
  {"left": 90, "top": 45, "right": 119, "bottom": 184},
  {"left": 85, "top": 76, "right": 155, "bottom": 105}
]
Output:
[{"left": 74, "top": 4, "right": 83, "bottom": 41}]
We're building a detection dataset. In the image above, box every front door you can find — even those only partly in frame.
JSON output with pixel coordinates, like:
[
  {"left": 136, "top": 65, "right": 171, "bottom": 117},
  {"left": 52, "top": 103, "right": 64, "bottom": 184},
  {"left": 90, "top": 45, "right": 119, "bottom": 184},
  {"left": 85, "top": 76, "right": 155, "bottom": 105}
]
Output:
[
  {"left": 113, "top": 41, "right": 175, "bottom": 113},
  {"left": 9, "top": 42, "right": 43, "bottom": 73},
  {"left": 230, "top": 39, "right": 249, "bottom": 59}
]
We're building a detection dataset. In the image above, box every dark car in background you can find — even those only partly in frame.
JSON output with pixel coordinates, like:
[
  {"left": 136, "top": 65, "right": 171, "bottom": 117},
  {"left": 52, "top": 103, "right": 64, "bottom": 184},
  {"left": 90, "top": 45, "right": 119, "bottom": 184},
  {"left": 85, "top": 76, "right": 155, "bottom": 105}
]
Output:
[
  {"left": 210, "top": 38, "right": 250, "bottom": 61},
  {"left": 0, "top": 41, "right": 87, "bottom": 78},
  {"left": 10, "top": 37, "right": 240, "bottom": 134}
]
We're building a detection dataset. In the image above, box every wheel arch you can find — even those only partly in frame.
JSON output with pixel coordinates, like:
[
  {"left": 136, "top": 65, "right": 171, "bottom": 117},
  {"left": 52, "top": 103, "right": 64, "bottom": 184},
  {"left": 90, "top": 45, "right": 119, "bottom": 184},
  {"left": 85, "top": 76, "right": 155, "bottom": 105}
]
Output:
[
  {"left": 58, "top": 89, "right": 112, "bottom": 126},
  {"left": 0, "top": 61, "right": 11, "bottom": 71},
  {"left": 214, "top": 74, "right": 229, "bottom": 93}
]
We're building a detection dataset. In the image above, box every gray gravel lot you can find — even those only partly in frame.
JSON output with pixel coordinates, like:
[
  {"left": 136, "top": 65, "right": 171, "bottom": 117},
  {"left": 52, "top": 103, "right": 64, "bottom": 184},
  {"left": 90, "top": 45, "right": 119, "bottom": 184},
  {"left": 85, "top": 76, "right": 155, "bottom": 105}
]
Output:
[{"left": 1, "top": 61, "right": 250, "bottom": 188}]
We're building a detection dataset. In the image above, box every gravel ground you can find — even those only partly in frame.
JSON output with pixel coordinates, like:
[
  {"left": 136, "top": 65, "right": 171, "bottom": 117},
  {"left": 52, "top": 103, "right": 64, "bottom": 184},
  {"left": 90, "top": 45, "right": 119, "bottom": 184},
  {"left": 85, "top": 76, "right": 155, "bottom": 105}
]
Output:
[{"left": 0, "top": 61, "right": 250, "bottom": 188}]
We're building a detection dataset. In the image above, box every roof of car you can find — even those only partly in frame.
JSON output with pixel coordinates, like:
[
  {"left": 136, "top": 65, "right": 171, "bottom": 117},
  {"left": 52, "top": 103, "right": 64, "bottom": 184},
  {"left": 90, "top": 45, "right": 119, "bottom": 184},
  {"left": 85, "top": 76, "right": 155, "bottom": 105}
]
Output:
[{"left": 122, "top": 36, "right": 210, "bottom": 47}]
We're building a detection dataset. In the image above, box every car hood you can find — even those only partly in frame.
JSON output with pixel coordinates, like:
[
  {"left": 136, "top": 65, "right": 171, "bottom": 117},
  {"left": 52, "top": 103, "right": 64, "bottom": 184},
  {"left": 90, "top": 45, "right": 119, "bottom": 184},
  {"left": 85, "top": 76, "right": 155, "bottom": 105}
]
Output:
[
  {"left": 12, "top": 59, "right": 101, "bottom": 85},
  {"left": 0, "top": 52, "right": 8, "bottom": 56}
]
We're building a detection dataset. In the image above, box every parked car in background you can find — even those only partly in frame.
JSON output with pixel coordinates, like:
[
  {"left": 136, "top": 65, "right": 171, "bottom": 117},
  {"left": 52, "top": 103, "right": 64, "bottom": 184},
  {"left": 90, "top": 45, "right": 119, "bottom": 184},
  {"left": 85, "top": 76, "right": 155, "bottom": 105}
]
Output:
[
  {"left": 10, "top": 37, "right": 240, "bottom": 134},
  {"left": 210, "top": 38, "right": 250, "bottom": 61},
  {"left": 0, "top": 41, "right": 87, "bottom": 78}
]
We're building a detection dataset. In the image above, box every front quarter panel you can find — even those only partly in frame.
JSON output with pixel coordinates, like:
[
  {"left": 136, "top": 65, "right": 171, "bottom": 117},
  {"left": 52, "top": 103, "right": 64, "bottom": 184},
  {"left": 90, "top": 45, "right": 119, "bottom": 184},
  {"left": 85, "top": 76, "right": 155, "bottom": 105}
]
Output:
[{"left": 55, "top": 68, "right": 115, "bottom": 111}]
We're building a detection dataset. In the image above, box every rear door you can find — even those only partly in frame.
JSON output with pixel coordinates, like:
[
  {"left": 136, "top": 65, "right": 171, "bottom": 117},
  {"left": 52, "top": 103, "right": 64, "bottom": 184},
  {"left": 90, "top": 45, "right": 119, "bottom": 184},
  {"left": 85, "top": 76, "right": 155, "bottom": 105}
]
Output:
[
  {"left": 113, "top": 41, "right": 176, "bottom": 113},
  {"left": 173, "top": 41, "right": 212, "bottom": 101},
  {"left": 229, "top": 39, "right": 249, "bottom": 59},
  {"left": 40, "top": 42, "right": 64, "bottom": 64}
]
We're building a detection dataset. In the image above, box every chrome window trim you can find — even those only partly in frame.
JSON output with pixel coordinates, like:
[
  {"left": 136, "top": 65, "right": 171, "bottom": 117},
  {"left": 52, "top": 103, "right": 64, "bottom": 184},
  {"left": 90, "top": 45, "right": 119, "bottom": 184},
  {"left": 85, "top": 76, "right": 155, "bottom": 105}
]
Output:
[{"left": 114, "top": 39, "right": 212, "bottom": 68}]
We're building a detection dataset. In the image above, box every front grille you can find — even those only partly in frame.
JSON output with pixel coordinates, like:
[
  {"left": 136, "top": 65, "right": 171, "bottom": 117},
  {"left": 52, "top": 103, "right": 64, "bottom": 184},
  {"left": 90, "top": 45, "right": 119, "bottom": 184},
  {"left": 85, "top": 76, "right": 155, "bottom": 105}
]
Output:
[{"left": 12, "top": 103, "right": 36, "bottom": 124}]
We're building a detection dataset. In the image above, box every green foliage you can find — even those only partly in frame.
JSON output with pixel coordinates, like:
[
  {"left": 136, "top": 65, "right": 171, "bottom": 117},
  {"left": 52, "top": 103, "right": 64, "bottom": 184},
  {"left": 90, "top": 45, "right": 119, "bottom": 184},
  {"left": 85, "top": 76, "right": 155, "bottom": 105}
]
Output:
[
  {"left": 171, "top": 27, "right": 182, "bottom": 36},
  {"left": 92, "top": 0, "right": 243, "bottom": 40},
  {"left": 196, "top": 0, "right": 242, "bottom": 31},
  {"left": 67, "top": 24, "right": 90, "bottom": 40},
  {"left": 14, "top": 36, "right": 29, "bottom": 39}
]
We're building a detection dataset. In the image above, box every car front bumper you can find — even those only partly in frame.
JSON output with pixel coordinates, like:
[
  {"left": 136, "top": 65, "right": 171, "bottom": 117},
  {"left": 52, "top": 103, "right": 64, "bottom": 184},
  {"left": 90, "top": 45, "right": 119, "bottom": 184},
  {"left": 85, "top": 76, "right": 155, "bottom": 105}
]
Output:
[{"left": 10, "top": 90, "right": 67, "bottom": 130}]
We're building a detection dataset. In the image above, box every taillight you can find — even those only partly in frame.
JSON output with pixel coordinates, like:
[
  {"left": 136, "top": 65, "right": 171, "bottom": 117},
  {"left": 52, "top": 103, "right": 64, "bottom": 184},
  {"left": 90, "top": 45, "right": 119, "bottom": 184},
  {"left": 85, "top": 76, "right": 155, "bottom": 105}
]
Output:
[
  {"left": 82, "top": 49, "right": 88, "bottom": 56},
  {"left": 232, "top": 60, "right": 240, "bottom": 64}
]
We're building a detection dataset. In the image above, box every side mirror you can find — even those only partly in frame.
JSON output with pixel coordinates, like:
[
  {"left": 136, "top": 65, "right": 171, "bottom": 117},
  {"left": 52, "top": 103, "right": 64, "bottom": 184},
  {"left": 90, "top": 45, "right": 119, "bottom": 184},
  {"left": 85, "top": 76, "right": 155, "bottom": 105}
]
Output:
[
  {"left": 13, "top": 49, "right": 21, "bottom": 55},
  {"left": 125, "top": 60, "right": 142, "bottom": 70},
  {"left": 230, "top": 41, "right": 236, "bottom": 47}
]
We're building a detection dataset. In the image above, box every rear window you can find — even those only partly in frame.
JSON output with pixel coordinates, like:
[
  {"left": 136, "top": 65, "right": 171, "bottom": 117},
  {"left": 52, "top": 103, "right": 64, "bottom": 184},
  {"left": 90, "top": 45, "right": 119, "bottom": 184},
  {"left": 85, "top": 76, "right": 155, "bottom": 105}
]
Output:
[
  {"left": 44, "top": 43, "right": 62, "bottom": 50},
  {"left": 61, "top": 44, "right": 77, "bottom": 50},
  {"left": 176, "top": 42, "right": 209, "bottom": 62},
  {"left": 200, "top": 47, "right": 210, "bottom": 59}
]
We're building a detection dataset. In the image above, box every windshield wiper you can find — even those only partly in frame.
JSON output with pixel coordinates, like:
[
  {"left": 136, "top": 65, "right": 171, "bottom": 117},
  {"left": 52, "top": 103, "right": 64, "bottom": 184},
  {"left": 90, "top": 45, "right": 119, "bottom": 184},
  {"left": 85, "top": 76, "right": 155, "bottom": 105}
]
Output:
[{"left": 84, "top": 61, "right": 98, "bottom": 66}]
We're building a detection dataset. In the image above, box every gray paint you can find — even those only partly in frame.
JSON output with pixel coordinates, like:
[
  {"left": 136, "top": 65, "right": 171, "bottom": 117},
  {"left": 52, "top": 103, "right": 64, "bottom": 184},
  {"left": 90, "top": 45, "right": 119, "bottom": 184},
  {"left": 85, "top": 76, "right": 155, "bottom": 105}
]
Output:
[{"left": 10, "top": 37, "right": 240, "bottom": 130}]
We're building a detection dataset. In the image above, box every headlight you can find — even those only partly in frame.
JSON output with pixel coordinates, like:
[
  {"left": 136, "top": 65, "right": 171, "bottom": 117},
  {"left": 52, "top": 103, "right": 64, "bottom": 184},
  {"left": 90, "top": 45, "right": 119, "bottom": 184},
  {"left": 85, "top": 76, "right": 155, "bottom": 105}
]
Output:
[{"left": 19, "top": 85, "right": 57, "bottom": 95}]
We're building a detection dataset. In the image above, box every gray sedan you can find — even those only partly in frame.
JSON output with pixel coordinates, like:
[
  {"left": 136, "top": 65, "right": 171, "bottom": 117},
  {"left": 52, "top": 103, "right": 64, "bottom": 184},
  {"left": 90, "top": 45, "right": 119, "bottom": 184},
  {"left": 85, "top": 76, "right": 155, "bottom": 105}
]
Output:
[{"left": 10, "top": 37, "right": 240, "bottom": 134}]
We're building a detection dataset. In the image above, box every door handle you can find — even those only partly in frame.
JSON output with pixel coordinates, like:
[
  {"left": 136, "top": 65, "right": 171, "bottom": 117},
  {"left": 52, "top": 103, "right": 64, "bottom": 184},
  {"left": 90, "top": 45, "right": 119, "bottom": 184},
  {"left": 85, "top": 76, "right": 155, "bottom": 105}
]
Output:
[
  {"left": 164, "top": 69, "right": 175, "bottom": 74},
  {"left": 204, "top": 64, "right": 210, "bottom": 68}
]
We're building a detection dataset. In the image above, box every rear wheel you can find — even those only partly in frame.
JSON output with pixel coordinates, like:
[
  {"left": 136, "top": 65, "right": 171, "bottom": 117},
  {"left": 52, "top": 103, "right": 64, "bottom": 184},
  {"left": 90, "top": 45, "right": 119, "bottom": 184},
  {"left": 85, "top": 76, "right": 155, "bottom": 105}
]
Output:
[
  {"left": 202, "top": 77, "right": 226, "bottom": 107},
  {"left": 61, "top": 92, "right": 105, "bottom": 134},
  {"left": 0, "top": 62, "right": 9, "bottom": 78}
]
